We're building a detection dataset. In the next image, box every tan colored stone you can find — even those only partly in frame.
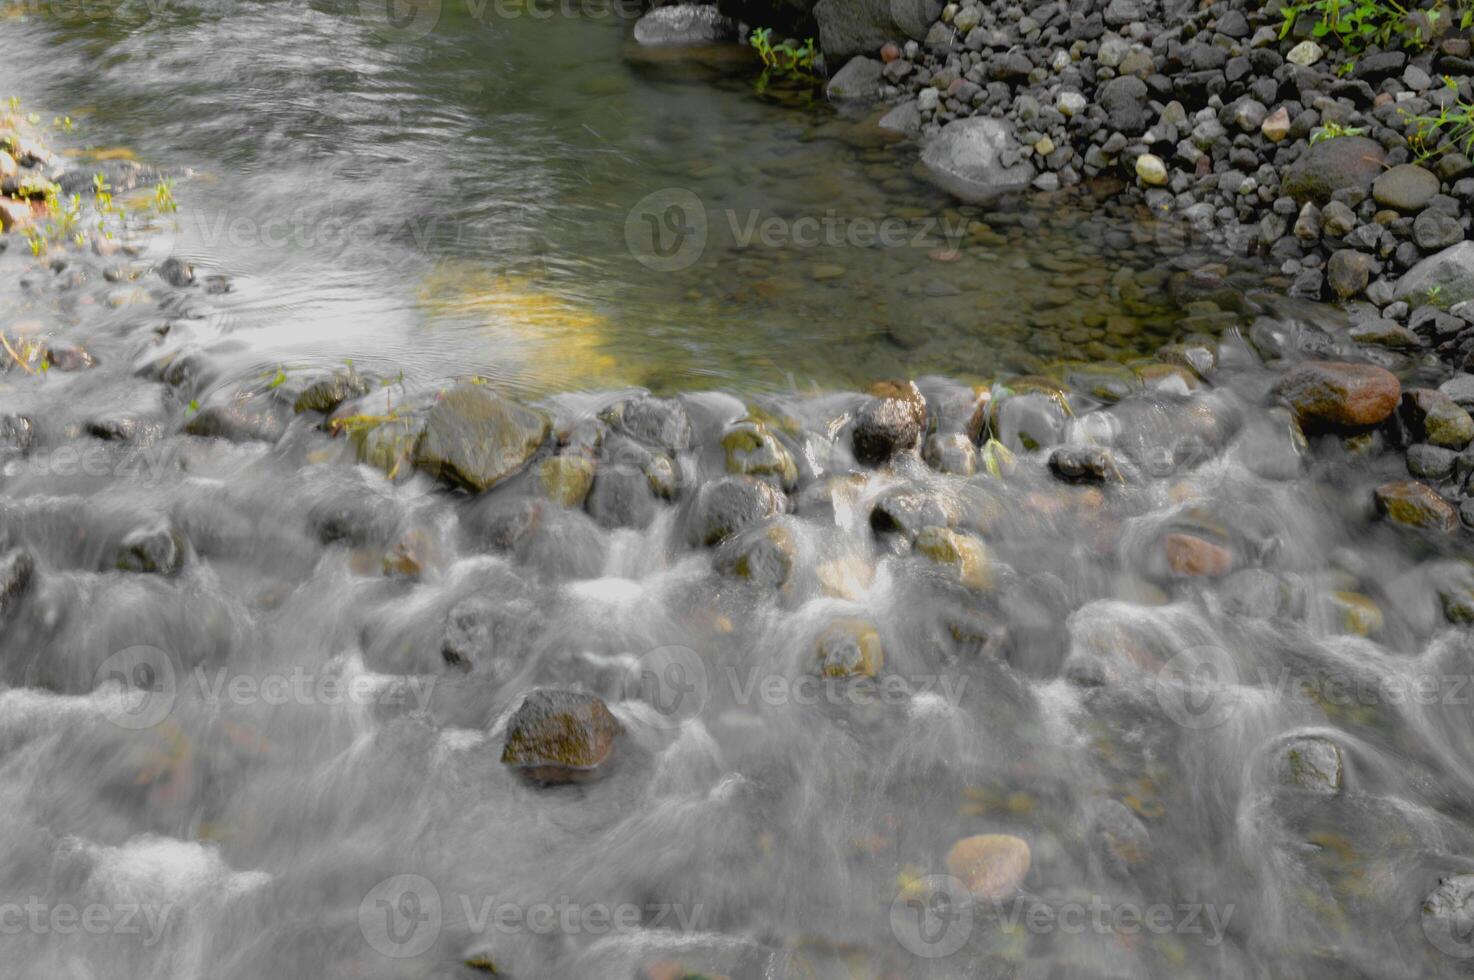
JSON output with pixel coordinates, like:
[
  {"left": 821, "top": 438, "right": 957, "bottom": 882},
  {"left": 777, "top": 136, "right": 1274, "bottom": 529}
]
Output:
[{"left": 945, "top": 834, "right": 1031, "bottom": 900}]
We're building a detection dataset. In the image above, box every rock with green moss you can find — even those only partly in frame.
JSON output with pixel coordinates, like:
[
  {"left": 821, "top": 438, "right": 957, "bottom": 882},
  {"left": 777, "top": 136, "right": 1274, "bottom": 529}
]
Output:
[
  {"left": 1402, "top": 389, "right": 1474, "bottom": 451},
  {"left": 815, "top": 618, "right": 883, "bottom": 678},
  {"left": 1269, "top": 734, "right": 1344, "bottom": 795},
  {"left": 915, "top": 525, "right": 991, "bottom": 591},
  {"left": 414, "top": 385, "right": 549, "bottom": 492},
  {"left": 349, "top": 416, "right": 423, "bottom": 479},
  {"left": 1374, "top": 480, "right": 1456, "bottom": 532},
  {"left": 722, "top": 418, "right": 798, "bottom": 490},
  {"left": 500, "top": 689, "right": 623, "bottom": 784},
  {"left": 538, "top": 454, "right": 596, "bottom": 508}
]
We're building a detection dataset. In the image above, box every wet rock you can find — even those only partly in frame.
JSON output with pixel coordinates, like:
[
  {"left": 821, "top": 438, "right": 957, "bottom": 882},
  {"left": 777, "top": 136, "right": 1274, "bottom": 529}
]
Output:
[
  {"left": 717, "top": 522, "right": 796, "bottom": 588},
  {"left": 1372, "top": 164, "right": 1440, "bottom": 213},
  {"left": 1164, "top": 532, "right": 1233, "bottom": 578},
  {"left": 1394, "top": 241, "right": 1474, "bottom": 309},
  {"left": 915, "top": 525, "right": 990, "bottom": 590},
  {"left": 1374, "top": 480, "right": 1457, "bottom": 532},
  {"left": 1402, "top": 389, "right": 1474, "bottom": 450},
  {"left": 586, "top": 462, "right": 658, "bottom": 530},
  {"left": 827, "top": 56, "right": 882, "bottom": 101},
  {"left": 1091, "top": 800, "right": 1150, "bottom": 876},
  {"left": 500, "top": 689, "right": 622, "bottom": 784},
  {"left": 815, "top": 618, "right": 883, "bottom": 678},
  {"left": 869, "top": 486, "right": 960, "bottom": 543},
  {"left": 1407, "top": 443, "right": 1458, "bottom": 480},
  {"left": 307, "top": 487, "right": 401, "bottom": 548},
  {"left": 852, "top": 380, "right": 926, "bottom": 466},
  {"left": 687, "top": 476, "right": 786, "bottom": 546},
  {"left": 349, "top": 417, "right": 422, "bottom": 479},
  {"left": 1327, "top": 249, "right": 1372, "bottom": 300},
  {"left": 722, "top": 418, "right": 798, "bottom": 489},
  {"left": 1322, "top": 591, "right": 1384, "bottom": 636},
  {"left": 633, "top": 4, "right": 734, "bottom": 45},
  {"left": 1273, "top": 362, "right": 1400, "bottom": 428},
  {"left": 294, "top": 372, "right": 372, "bottom": 415},
  {"left": 185, "top": 393, "right": 292, "bottom": 444},
  {"left": 414, "top": 385, "right": 549, "bottom": 492},
  {"left": 944, "top": 834, "right": 1031, "bottom": 900},
  {"left": 1423, "top": 874, "right": 1474, "bottom": 956},
  {"left": 923, "top": 431, "right": 976, "bottom": 475},
  {"left": 1048, "top": 446, "right": 1122, "bottom": 484},
  {"left": 1281, "top": 136, "right": 1386, "bottom": 205},
  {"left": 156, "top": 256, "right": 194, "bottom": 288},
  {"left": 43, "top": 342, "right": 95, "bottom": 372},
  {"left": 0, "top": 414, "right": 36, "bottom": 456},
  {"left": 920, "top": 118, "right": 1035, "bottom": 203},
  {"left": 538, "top": 454, "right": 596, "bottom": 508},
  {"left": 603, "top": 395, "right": 691, "bottom": 453},
  {"left": 112, "top": 525, "right": 187, "bottom": 575},
  {"left": 442, "top": 593, "right": 534, "bottom": 676},
  {"left": 1269, "top": 734, "right": 1344, "bottom": 794},
  {"left": 0, "top": 547, "right": 35, "bottom": 619},
  {"left": 990, "top": 389, "right": 1069, "bottom": 451}
]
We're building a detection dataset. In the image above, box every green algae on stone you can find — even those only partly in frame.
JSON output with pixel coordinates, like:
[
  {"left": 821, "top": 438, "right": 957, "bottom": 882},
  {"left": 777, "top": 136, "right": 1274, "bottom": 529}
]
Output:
[{"left": 721, "top": 418, "right": 798, "bottom": 489}]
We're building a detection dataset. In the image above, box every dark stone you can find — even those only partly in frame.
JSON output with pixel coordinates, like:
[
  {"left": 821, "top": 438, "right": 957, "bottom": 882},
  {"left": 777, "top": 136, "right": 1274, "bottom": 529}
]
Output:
[
  {"left": 852, "top": 379, "right": 927, "bottom": 466},
  {"left": 1099, "top": 75, "right": 1150, "bottom": 134},
  {"left": 686, "top": 476, "right": 787, "bottom": 546},
  {"left": 294, "top": 372, "right": 373, "bottom": 415},
  {"left": 113, "top": 525, "right": 187, "bottom": 575},
  {"left": 185, "top": 393, "right": 292, "bottom": 444},
  {"left": 1282, "top": 136, "right": 1387, "bottom": 204},
  {"left": 1048, "top": 446, "right": 1123, "bottom": 483}
]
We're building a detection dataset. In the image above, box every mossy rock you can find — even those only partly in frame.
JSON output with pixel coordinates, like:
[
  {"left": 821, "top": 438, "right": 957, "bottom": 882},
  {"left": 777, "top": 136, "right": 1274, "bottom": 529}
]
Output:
[{"left": 500, "top": 689, "right": 623, "bottom": 784}]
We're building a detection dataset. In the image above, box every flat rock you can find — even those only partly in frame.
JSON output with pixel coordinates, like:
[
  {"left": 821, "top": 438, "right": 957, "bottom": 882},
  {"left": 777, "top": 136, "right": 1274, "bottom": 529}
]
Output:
[
  {"left": 827, "top": 55, "right": 883, "bottom": 101},
  {"left": 1373, "top": 163, "right": 1440, "bottom": 212}
]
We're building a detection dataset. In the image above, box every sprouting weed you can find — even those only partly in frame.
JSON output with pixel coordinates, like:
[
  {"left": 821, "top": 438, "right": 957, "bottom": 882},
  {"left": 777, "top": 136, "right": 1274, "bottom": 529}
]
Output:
[
  {"left": 979, "top": 439, "right": 1016, "bottom": 479},
  {"left": 1309, "top": 122, "right": 1368, "bottom": 143},
  {"left": 1405, "top": 81, "right": 1474, "bottom": 160}
]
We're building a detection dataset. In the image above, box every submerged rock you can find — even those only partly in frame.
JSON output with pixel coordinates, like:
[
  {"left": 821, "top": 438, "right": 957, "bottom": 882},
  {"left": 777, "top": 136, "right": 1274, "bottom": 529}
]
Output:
[
  {"left": 1273, "top": 362, "right": 1400, "bottom": 428},
  {"left": 603, "top": 395, "right": 691, "bottom": 452},
  {"left": 815, "top": 618, "right": 883, "bottom": 678},
  {"left": 294, "top": 372, "right": 372, "bottom": 415},
  {"left": 914, "top": 525, "right": 991, "bottom": 590},
  {"left": 500, "top": 689, "right": 623, "bottom": 784},
  {"left": 0, "top": 547, "right": 35, "bottom": 618},
  {"left": 944, "top": 834, "right": 1031, "bottom": 900},
  {"left": 717, "top": 522, "right": 796, "bottom": 588},
  {"left": 852, "top": 379, "right": 926, "bottom": 466},
  {"left": 923, "top": 431, "right": 977, "bottom": 475},
  {"left": 920, "top": 118, "right": 1035, "bottom": 203},
  {"left": 1049, "top": 446, "right": 1122, "bottom": 484},
  {"left": 688, "top": 476, "right": 787, "bottom": 546},
  {"left": 1268, "top": 734, "right": 1344, "bottom": 795},
  {"left": 442, "top": 593, "right": 534, "bottom": 677},
  {"left": 185, "top": 393, "right": 291, "bottom": 444},
  {"left": 112, "top": 525, "right": 187, "bottom": 575},
  {"left": 414, "top": 385, "right": 549, "bottom": 492}
]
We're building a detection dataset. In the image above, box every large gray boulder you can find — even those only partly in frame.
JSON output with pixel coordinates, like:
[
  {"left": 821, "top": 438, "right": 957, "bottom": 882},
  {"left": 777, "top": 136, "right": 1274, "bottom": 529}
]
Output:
[
  {"left": 920, "top": 117, "right": 1035, "bottom": 202},
  {"left": 1394, "top": 241, "right": 1474, "bottom": 309},
  {"left": 633, "top": 4, "right": 735, "bottom": 46},
  {"left": 814, "top": 0, "right": 942, "bottom": 60}
]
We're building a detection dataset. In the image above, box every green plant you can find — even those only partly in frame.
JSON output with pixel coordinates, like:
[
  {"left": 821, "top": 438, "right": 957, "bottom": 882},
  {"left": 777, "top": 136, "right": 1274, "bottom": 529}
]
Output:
[
  {"left": 1278, "top": 0, "right": 1455, "bottom": 54},
  {"left": 749, "top": 27, "right": 820, "bottom": 92},
  {"left": 1309, "top": 122, "right": 1368, "bottom": 143},
  {"left": 1405, "top": 78, "right": 1474, "bottom": 160}
]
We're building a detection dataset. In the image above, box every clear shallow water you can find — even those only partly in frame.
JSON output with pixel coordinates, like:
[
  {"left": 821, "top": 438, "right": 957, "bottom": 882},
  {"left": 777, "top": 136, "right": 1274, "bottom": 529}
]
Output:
[{"left": 1, "top": 5, "right": 1473, "bottom": 980}]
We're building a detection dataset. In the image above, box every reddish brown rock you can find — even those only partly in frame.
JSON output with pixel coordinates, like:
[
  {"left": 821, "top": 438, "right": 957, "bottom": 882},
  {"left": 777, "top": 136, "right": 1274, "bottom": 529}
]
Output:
[
  {"left": 945, "top": 834, "right": 1031, "bottom": 900},
  {"left": 1164, "top": 533, "right": 1233, "bottom": 578},
  {"left": 1273, "top": 362, "right": 1400, "bottom": 428},
  {"left": 501, "top": 689, "right": 623, "bottom": 784},
  {"left": 1374, "top": 481, "right": 1456, "bottom": 532}
]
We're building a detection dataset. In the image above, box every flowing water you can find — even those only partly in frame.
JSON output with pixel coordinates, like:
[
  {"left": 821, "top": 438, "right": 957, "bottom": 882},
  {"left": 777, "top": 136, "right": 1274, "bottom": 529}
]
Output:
[{"left": 1, "top": 4, "right": 1473, "bottom": 979}]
